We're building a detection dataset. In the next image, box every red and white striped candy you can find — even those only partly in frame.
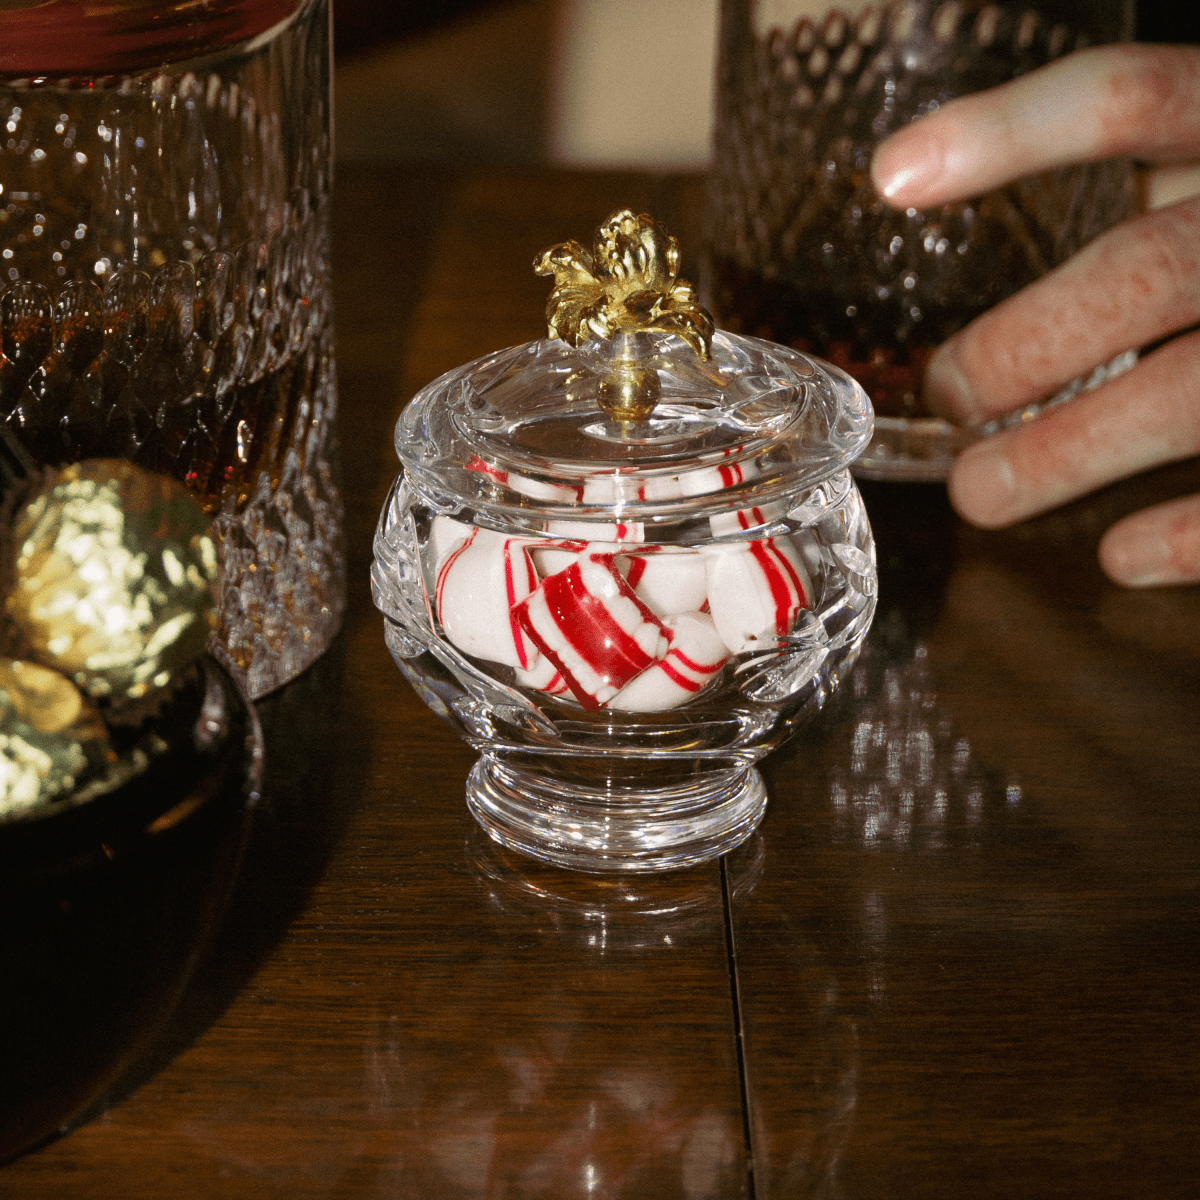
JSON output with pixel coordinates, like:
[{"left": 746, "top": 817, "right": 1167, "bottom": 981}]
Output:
[
  {"left": 708, "top": 501, "right": 788, "bottom": 538},
  {"left": 514, "top": 551, "right": 670, "bottom": 710},
  {"left": 702, "top": 536, "right": 813, "bottom": 654},
  {"left": 435, "top": 526, "right": 540, "bottom": 669},
  {"left": 528, "top": 538, "right": 587, "bottom": 580},
  {"left": 546, "top": 519, "right": 645, "bottom": 544},
  {"left": 609, "top": 612, "right": 730, "bottom": 711},
  {"left": 465, "top": 455, "right": 507, "bottom": 485},
  {"left": 510, "top": 473, "right": 583, "bottom": 503},
  {"left": 583, "top": 473, "right": 684, "bottom": 504},
  {"left": 677, "top": 449, "right": 759, "bottom": 498},
  {"left": 466, "top": 456, "right": 582, "bottom": 503},
  {"left": 514, "top": 655, "right": 571, "bottom": 697},
  {"left": 618, "top": 545, "right": 707, "bottom": 617}
]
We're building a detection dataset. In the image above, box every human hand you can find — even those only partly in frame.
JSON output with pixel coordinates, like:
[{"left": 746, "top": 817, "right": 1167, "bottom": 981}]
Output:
[{"left": 871, "top": 44, "right": 1200, "bottom": 587}]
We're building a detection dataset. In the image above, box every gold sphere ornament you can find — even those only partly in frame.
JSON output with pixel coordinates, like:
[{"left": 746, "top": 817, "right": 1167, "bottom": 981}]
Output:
[
  {"left": 6, "top": 460, "right": 219, "bottom": 704},
  {"left": 0, "top": 658, "right": 115, "bottom": 817}
]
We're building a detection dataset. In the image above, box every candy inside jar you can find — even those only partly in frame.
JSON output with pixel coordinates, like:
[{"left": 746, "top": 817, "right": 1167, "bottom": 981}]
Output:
[
  {"left": 429, "top": 511, "right": 814, "bottom": 713},
  {"left": 372, "top": 210, "right": 877, "bottom": 872}
]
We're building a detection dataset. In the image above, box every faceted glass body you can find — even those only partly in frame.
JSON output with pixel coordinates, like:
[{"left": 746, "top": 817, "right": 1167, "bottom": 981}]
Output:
[
  {"left": 705, "top": 0, "right": 1137, "bottom": 479},
  {"left": 0, "top": 0, "right": 343, "bottom": 696},
  {"left": 373, "top": 330, "right": 878, "bottom": 871}
]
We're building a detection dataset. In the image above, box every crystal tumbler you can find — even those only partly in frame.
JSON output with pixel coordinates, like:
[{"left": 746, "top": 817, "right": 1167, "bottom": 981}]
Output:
[
  {"left": 0, "top": 0, "right": 343, "bottom": 696},
  {"left": 705, "top": 0, "right": 1137, "bottom": 480},
  {"left": 372, "top": 211, "right": 877, "bottom": 872}
]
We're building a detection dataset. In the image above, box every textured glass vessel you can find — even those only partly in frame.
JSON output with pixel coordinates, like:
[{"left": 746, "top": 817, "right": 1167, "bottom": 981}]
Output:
[
  {"left": 373, "top": 318, "right": 877, "bottom": 872},
  {"left": 706, "top": 0, "right": 1137, "bottom": 480},
  {"left": 0, "top": 0, "right": 343, "bottom": 697}
]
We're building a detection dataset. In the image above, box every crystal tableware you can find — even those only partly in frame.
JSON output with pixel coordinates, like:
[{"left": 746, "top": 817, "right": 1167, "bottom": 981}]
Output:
[
  {"left": 705, "top": 0, "right": 1137, "bottom": 481},
  {"left": 0, "top": 0, "right": 343, "bottom": 697},
  {"left": 0, "top": 652, "right": 261, "bottom": 1163},
  {"left": 372, "top": 210, "right": 878, "bottom": 872}
]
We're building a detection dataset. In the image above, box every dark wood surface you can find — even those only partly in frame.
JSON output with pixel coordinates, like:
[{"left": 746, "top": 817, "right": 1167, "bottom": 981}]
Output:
[{"left": 4, "top": 165, "right": 1199, "bottom": 1198}]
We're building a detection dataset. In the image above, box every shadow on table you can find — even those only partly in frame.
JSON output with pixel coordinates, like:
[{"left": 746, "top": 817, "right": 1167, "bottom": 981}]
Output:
[{"left": 83, "top": 632, "right": 368, "bottom": 1119}]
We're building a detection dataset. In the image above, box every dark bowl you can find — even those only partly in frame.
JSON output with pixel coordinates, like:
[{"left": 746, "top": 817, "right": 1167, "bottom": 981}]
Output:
[{"left": 0, "top": 654, "right": 262, "bottom": 1164}]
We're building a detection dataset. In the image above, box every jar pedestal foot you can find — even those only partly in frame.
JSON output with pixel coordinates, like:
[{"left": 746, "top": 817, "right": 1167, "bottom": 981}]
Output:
[{"left": 466, "top": 755, "right": 767, "bottom": 873}]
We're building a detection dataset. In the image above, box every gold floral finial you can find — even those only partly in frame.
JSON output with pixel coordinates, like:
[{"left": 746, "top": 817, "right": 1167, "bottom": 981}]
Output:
[{"left": 534, "top": 209, "right": 713, "bottom": 361}]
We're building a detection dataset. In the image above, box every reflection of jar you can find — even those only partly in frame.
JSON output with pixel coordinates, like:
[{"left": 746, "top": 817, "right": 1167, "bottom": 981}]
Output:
[
  {"left": 468, "top": 823, "right": 766, "bottom": 950},
  {"left": 373, "top": 211, "right": 877, "bottom": 873},
  {"left": 355, "top": 834, "right": 770, "bottom": 1195}
]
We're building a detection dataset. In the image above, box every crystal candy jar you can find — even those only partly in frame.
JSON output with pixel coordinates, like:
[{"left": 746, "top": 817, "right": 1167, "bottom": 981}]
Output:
[
  {"left": 372, "top": 212, "right": 877, "bottom": 872},
  {"left": 0, "top": 0, "right": 344, "bottom": 697}
]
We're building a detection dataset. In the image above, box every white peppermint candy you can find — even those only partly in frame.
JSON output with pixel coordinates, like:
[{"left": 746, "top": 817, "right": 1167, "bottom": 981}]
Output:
[
  {"left": 510, "top": 473, "right": 583, "bottom": 503},
  {"left": 708, "top": 501, "right": 788, "bottom": 538},
  {"left": 428, "top": 514, "right": 475, "bottom": 573},
  {"left": 610, "top": 612, "right": 730, "bottom": 711},
  {"left": 514, "top": 551, "right": 669, "bottom": 710},
  {"left": 619, "top": 545, "right": 708, "bottom": 616},
  {"left": 637, "top": 474, "right": 686, "bottom": 502},
  {"left": 514, "top": 655, "right": 571, "bottom": 696},
  {"left": 546, "top": 519, "right": 645, "bottom": 544},
  {"left": 435, "top": 526, "right": 540, "bottom": 669},
  {"left": 703, "top": 536, "right": 813, "bottom": 654}
]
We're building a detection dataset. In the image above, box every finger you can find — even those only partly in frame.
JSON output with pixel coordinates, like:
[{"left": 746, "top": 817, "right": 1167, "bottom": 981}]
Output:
[
  {"left": 1099, "top": 493, "right": 1200, "bottom": 586},
  {"left": 946, "top": 327, "right": 1200, "bottom": 528},
  {"left": 1148, "top": 161, "right": 1200, "bottom": 210},
  {"left": 922, "top": 195, "right": 1200, "bottom": 425},
  {"left": 872, "top": 44, "right": 1200, "bottom": 208}
]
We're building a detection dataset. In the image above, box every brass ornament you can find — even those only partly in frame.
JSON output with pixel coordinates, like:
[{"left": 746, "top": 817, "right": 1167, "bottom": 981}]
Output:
[
  {"left": 534, "top": 209, "right": 714, "bottom": 421},
  {"left": 7, "top": 460, "right": 219, "bottom": 704},
  {"left": 0, "top": 657, "right": 115, "bottom": 817},
  {"left": 596, "top": 354, "right": 663, "bottom": 423}
]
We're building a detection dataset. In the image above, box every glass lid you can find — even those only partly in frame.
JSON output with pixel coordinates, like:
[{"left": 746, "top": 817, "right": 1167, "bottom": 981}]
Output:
[{"left": 397, "top": 211, "right": 873, "bottom": 525}]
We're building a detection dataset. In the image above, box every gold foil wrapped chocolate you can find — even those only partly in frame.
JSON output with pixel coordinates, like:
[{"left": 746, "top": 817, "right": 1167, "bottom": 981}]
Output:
[
  {"left": 0, "top": 658, "right": 115, "bottom": 817},
  {"left": 6, "top": 460, "right": 219, "bottom": 704}
]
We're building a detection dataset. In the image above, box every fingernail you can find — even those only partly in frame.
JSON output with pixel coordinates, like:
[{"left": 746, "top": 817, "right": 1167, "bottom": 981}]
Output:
[
  {"left": 1100, "top": 531, "right": 1175, "bottom": 587},
  {"left": 871, "top": 133, "right": 941, "bottom": 203},
  {"left": 947, "top": 440, "right": 1018, "bottom": 528},
  {"left": 924, "top": 342, "right": 979, "bottom": 423}
]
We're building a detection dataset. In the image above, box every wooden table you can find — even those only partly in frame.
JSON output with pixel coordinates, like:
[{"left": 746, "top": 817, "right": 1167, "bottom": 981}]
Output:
[{"left": 5, "top": 165, "right": 1199, "bottom": 1198}]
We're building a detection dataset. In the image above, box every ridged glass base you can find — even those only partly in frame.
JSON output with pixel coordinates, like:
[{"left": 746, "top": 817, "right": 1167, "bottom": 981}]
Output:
[{"left": 466, "top": 755, "right": 768, "bottom": 873}]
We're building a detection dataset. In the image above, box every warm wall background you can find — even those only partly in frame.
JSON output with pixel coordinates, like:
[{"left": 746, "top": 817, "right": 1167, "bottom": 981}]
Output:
[{"left": 333, "top": 1, "right": 1200, "bottom": 168}]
